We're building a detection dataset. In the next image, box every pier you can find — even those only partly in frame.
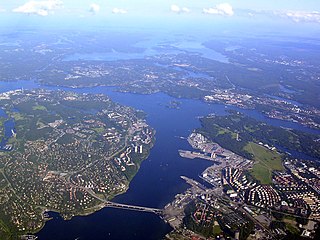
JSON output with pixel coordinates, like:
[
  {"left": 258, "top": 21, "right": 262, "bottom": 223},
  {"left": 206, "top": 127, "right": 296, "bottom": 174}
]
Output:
[{"left": 178, "top": 149, "right": 216, "bottom": 161}]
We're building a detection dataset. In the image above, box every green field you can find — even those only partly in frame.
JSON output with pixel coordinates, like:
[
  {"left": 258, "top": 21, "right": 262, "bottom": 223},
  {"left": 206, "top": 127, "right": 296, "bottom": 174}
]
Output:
[
  {"left": 284, "top": 218, "right": 300, "bottom": 235},
  {"left": 11, "top": 112, "right": 24, "bottom": 121},
  {"left": 32, "top": 105, "right": 47, "bottom": 111},
  {"left": 93, "top": 127, "right": 105, "bottom": 134},
  {"left": 0, "top": 219, "right": 14, "bottom": 240},
  {"left": 245, "top": 142, "right": 284, "bottom": 184},
  {"left": 213, "top": 225, "right": 222, "bottom": 236}
]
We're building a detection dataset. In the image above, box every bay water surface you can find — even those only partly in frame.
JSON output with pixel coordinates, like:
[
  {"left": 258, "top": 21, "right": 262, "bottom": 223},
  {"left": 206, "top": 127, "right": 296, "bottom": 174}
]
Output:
[{"left": 0, "top": 80, "right": 319, "bottom": 239}]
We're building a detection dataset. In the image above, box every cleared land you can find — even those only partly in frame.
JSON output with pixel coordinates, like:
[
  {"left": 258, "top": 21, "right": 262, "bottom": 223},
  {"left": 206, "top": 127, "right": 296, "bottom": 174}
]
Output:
[
  {"left": 245, "top": 142, "right": 283, "bottom": 184},
  {"left": 32, "top": 105, "right": 47, "bottom": 111}
]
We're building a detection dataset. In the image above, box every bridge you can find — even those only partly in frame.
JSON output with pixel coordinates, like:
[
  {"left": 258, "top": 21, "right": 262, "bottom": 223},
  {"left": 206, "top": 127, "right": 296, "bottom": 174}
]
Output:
[
  {"left": 104, "top": 201, "right": 163, "bottom": 215},
  {"left": 83, "top": 189, "right": 163, "bottom": 215}
]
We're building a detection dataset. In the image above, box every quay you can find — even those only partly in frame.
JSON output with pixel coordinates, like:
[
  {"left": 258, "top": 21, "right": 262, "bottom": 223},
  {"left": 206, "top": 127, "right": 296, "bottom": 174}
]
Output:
[{"left": 178, "top": 149, "right": 216, "bottom": 162}]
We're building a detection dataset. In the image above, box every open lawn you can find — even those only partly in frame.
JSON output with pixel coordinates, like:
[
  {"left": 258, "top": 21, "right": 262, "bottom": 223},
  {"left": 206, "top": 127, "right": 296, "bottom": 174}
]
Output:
[
  {"left": 284, "top": 218, "right": 300, "bottom": 235},
  {"left": 11, "top": 112, "right": 24, "bottom": 121},
  {"left": 245, "top": 142, "right": 284, "bottom": 184},
  {"left": 0, "top": 219, "right": 13, "bottom": 240},
  {"left": 213, "top": 225, "right": 222, "bottom": 235},
  {"left": 32, "top": 105, "right": 47, "bottom": 111},
  {"left": 93, "top": 127, "right": 105, "bottom": 134},
  {"left": 250, "top": 164, "right": 271, "bottom": 185}
]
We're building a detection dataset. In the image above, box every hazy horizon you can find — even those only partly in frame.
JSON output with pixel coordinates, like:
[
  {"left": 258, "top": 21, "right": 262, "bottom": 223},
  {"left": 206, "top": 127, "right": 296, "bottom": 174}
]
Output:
[{"left": 0, "top": 0, "right": 319, "bottom": 38}]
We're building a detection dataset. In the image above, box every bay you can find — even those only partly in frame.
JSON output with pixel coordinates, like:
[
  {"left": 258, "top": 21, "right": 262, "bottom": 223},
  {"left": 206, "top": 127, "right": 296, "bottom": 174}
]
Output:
[{"left": 0, "top": 81, "right": 318, "bottom": 239}]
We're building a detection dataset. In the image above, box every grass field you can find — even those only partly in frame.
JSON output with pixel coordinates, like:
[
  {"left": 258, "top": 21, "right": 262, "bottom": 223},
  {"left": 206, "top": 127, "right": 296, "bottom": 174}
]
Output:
[
  {"left": 283, "top": 217, "right": 300, "bottom": 235},
  {"left": 245, "top": 142, "right": 284, "bottom": 184},
  {"left": 213, "top": 225, "right": 222, "bottom": 235},
  {"left": 32, "top": 105, "right": 47, "bottom": 111},
  {"left": 93, "top": 127, "right": 105, "bottom": 133},
  {"left": 0, "top": 219, "right": 13, "bottom": 240},
  {"left": 11, "top": 112, "right": 24, "bottom": 121}
]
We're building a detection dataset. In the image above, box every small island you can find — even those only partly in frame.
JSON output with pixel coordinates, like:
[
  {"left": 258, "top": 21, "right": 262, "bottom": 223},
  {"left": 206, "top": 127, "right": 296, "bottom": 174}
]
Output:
[{"left": 0, "top": 89, "right": 155, "bottom": 239}]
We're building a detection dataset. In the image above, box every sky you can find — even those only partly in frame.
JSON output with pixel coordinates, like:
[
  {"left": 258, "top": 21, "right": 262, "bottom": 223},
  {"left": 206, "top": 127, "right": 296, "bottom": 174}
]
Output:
[
  {"left": 0, "top": 0, "right": 319, "bottom": 13},
  {"left": 0, "top": 0, "right": 319, "bottom": 36}
]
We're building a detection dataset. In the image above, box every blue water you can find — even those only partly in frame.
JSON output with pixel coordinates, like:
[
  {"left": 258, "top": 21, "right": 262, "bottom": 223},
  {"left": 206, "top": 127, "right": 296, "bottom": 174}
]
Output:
[
  {"left": 63, "top": 40, "right": 229, "bottom": 63},
  {"left": 0, "top": 80, "right": 39, "bottom": 92},
  {"left": 0, "top": 81, "right": 319, "bottom": 239},
  {"left": 265, "top": 94, "right": 302, "bottom": 107},
  {"left": 40, "top": 210, "right": 170, "bottom": 240},
  {"left": 0, "top": 108, "right": 6, "bottom": 118},
  {"left": 171, "top": 41, "right": 229, "bottom": 63},
  {"left": 280, "top": 84, "right": 297, "bottom": 94},
  {"left": 276, "top": 145, "right": 318, "bottom": 161},
  {"left": 37, "top": 89, "right": 225, "bottom": 239},
  {"left": 0, "top": 108, "right": 15, "bottom": 151},
  {"left": 0, "top": 42, "right": 20, "bottom": 47},
  {"left": 64, "top": 51, "right": 154, "bottom": 62},
  {"left": 233, "top": 107, "right": 319, "bottom": 135}
]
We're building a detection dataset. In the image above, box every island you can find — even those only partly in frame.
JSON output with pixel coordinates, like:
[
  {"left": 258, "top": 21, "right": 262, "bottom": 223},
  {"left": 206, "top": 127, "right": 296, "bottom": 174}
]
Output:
[{"left": 0, "top": 89, "right": 155, "bottom": 239}]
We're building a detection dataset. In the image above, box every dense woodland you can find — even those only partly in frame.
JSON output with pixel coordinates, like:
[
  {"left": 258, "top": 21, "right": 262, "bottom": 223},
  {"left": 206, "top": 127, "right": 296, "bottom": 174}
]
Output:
[{"left": 198, "top": 112, "right": 320, "bottom": 160}]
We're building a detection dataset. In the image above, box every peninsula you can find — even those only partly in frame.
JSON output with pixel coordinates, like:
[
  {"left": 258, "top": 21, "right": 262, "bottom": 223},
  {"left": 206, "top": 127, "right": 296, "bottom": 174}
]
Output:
[{"left": 0, "top": 89, "right": 155, "bottom": 239}]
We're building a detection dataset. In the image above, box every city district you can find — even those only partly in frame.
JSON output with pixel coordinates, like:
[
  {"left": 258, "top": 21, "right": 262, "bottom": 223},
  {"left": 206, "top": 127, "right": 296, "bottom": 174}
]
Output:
[
  {"left": 164, "top": 131, "right": 320, "bottom": 240},
  {"left": 0, "top": 89, "right": 154, "bottom": 238}
]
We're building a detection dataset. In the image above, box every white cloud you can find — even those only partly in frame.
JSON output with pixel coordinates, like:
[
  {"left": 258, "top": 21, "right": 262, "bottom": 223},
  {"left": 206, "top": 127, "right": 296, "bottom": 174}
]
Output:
[
  {"left": 203, "top": 3, "right": 234, "bottom": 16},
  {"left": 171, "top": 5, "right": 180, "bottom": 13},
  {"left": 171, "top": 5, "right": 191, "bottom": 14},
  {"left": 236, "top": 8, "right": 320, "bottom": 23},
  {"left": 182, "top": 7, "right": 191, "bottom": 13},
  {"left": 0, "top": 6, "right": 6, "bottom": 12},
  {"left": 277, "top": 10, "right": 320, "bottom": 23},
  {"left": 89, "top": 3, "right": 100, "bottom": 14},
  {"left": 112, "top": 8, "right": 127, "bottom": 14},
  {"left": 203, "top": 8, "right": 219, "bottom": 15},
  {"left": 13, "top": 0, "right": 63, "bottom": 16}
]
